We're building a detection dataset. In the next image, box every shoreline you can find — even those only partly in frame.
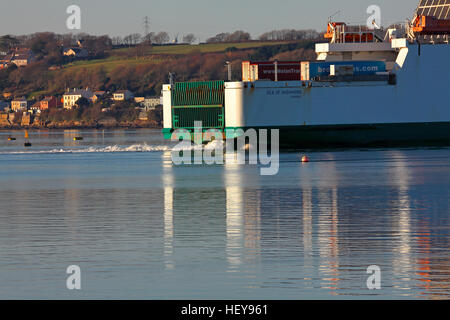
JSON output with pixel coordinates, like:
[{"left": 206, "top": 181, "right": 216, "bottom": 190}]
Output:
[{"left": 0, "top": 122, "right": 162, "bottom": 131}]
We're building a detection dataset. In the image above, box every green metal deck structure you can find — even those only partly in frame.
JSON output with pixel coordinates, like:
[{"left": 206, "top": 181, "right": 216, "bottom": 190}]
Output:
[{"left": 171, "top": 81, "right": 225, "bottom": 131}]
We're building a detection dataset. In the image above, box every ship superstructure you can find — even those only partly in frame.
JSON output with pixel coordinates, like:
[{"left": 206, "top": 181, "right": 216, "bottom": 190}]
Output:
[{"left": 163, "top": 0, "right": 450, "bottom": 147}]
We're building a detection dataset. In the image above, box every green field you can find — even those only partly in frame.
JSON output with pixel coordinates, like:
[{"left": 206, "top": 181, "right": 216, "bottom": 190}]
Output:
[
  {"left": 62, "top": 41, "right": 293, "bottom": 73},
  {"left": 65, "top": 56, "right": 164, "bottom": 73},
  {"left": 116, "top": 41, "right": 293, "bottom": 55}
]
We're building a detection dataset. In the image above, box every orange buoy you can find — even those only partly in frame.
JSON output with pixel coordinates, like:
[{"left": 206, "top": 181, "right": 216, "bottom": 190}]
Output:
[{"left": 301, "top": 155, "right": 310, "bottom": 163}]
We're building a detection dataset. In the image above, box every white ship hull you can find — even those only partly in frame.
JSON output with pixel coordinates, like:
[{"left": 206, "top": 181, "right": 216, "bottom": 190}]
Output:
[
  {"left": 163, "top": 41, "right": 450, "bottom": 147},
  {"left": 220, "top": 43, "right": 450, "bottom": 147}
]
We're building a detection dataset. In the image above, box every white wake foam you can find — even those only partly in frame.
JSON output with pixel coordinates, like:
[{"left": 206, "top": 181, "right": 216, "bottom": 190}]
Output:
[
  {"left": 0, "top": 144, "right": 172, "bottom": 155},
  {"left": 0, "top": 141, "right": 226, "bottom": 155},
  {"left": 170, "top": 139, "right": 225, "bottom": 152}
]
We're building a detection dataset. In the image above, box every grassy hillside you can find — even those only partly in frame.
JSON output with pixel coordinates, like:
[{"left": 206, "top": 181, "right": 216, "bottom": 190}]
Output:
[
  {"left": 63, "top": 41, "right": 295, "bottom": 73},
  {"left": 64, "top": 56, "right": 163, "bottom": 73},
  {"left": 116, "top": 41, "right": 294, "bottom": 55}
]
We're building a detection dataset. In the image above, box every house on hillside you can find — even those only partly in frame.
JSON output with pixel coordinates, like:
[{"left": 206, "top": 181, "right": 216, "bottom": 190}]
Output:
[
  {"left": 0, "top": 52, "right": 13, "bottom": 69},
  {"left": 11, "top": 97, "right": 28, "bottom": 111},
  {"left": 141, "top": 96, "right": 162, "bottom": 110},
  {"left": 38, "top": 96, "right": 60, "bottom": 110},
  {"left": 63, "top": 47, "right": 89, "bottom": 58},
  {"left": 30, "top": 101, "right": 41, "bottom": 112},
  {"left": 63, "top": 88, "right": 94, "bottom": 109},
  {"left": 91, "top": 91, "right": 106, "bottom": 103},
  {"left": 10, "top": 48, "right": 35, "bottom": 67},
  {"left": 0, "top": 112, "right": 10, "bottom": 126},
  {"left": 113, "top": 90, "right": 134, "bottom": 101},
  {"left": 21, "top": 112, "right": 33, "bottom": 126},
  {"left": 0, "top": 52, "right": 10, "bottom": 69},
  {"left": 7, "top": 113, "right": 15, "bottom": 123},
  {"left": 134, "top": 97, "right": 145, "bottom": 104}
]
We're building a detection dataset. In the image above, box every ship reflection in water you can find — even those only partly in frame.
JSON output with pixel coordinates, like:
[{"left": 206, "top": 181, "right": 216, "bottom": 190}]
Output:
[
  {"left": 160, "top": 148, "right": 449, "bottom": 299},
  {"left": 0, "top": 130, "right": 448, "bottom": 299}
]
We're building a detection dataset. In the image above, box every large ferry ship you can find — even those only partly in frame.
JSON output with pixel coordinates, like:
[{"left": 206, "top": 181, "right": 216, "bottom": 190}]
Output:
[{"left": 162, "top": 0, "right": 450, "bottom": 147}]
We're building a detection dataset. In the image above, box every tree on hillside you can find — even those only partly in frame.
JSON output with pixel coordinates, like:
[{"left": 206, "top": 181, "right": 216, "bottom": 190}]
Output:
[
  {"left": 121, "top": 33, "right": 143, "bottom": 46},
  {"left": 112, "top": 36, "right": 123, "bottom": 46},
  {"left": 123, "top": 35, "right": 134, "bottom": 46},
  {"left": 0, "top": 64, "right": 17, "bottom": 90},
  {"left": 131, "top": 34, "right": 142, "bottom": 45},
  {"left": 153, "top": 32, "right": 170, "bottom": 44},
  {"left": 75, "top": 97, "right": 91, "bottom": 108},
  {"left": 58, "top": 34, "right": 76, "bottom": 47},
  {"left": 182, "top": 34, "right": 197, "bottom": 44},
  {"left": 226, "top": 30, "right": 251, "bottom": 42},
  {"left": 206, "top": 31, "right": 251, "bottom": 43},
  {"left": 271, "top": 48, "right": 316, "bottom": 61},
  {"left": 206, "top": 33, "right": 230, "bottom": 43},
  {"left": 110, "top": 101, "right": 140, "bottom": 122},
  {"left": 0, "top": 35, "right": 20, "bottom": 51},
  {"left": 142, "top": 32, "right": 155, "bottom": 45},
  {"left": 26, "top": 33, "right": 61, "bottom": 60},
  {"left": 81, "top": 35, "right": 113, "bottom": 56},
  {"left": 259, "top": 29, "right": 320, "bottom": 41}
]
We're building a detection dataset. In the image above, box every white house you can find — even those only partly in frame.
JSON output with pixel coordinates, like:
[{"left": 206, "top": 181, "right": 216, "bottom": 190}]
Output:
[
  {"left": 63, "top": 88, "right": 94, "bottom": 109},
  {"left": 11, "top": 97, "right": 28, "bottom": 111},
  {"left": 141, "top": 96, "right": 162, "bottom": 110}
]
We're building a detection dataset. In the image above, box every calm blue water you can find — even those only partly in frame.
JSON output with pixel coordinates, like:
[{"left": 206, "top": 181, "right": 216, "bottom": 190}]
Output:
[{"left": 0, "top": 129, "right": 449, "bottom": 299}]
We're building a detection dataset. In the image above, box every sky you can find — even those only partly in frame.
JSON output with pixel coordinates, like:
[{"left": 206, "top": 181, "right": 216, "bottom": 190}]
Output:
[{"left": 0, "top": 0, "right": 419, "bottom": 41}]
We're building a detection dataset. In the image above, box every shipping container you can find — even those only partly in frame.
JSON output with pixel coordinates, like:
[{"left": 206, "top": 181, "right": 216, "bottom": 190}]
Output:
[
  {"left": 301, "top": 61, "right": 386, "bottom": 80},
  {"left": 242, "top": 61, "right": 301, "bottom": 82},
  {"left": 242, "top": 61, "right": 251, "bottom": 81}
]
